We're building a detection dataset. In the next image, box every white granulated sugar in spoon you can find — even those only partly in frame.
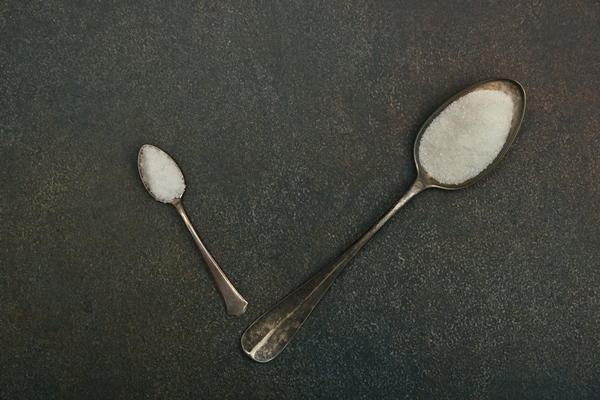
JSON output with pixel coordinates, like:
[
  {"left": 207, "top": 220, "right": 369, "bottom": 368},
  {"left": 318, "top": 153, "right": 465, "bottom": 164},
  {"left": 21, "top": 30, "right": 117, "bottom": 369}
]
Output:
[
  {"left": 139, "top": 145, "right": 185, "bottom": 203},
  {"left": 418, "top": 89, "right": 514, "bottom": 185}
]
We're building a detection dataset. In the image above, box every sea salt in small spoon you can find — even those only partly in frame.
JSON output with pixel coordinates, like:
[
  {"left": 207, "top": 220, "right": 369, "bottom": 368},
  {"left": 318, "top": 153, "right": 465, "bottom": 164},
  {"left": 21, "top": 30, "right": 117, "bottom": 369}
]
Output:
[
  {"left": 138, "top": 144, "right": 248, "bottom": 316},
  {"left": 241, "top": 78, "right": 525, "bottom": 362}
]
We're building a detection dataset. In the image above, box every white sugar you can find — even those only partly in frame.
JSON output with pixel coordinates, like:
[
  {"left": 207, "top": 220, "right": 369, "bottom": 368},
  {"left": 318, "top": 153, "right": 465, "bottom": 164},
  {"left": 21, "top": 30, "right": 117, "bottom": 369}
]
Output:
[
  {"left": 139, "top": 145, "right": 186, "bottom": 203},
  {"left": 418, "top": 89, "right": 514, "bottom": 185}
]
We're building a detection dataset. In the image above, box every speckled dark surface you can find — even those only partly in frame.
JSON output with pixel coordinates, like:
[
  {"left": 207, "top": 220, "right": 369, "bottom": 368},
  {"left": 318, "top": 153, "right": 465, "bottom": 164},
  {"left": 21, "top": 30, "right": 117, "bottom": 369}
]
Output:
[{"left": 1, "top": 1, "right": 599, "bottom": 399}]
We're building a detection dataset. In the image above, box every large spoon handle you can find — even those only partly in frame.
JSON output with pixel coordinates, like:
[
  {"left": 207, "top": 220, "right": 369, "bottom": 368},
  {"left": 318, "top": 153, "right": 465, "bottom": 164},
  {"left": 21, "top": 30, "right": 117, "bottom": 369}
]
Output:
[
  {"left": 241, "top": 179, "right": 427, "bottom": 362},
  {"left": 173, "top": 199, "right": 248, "bottom": 316}
]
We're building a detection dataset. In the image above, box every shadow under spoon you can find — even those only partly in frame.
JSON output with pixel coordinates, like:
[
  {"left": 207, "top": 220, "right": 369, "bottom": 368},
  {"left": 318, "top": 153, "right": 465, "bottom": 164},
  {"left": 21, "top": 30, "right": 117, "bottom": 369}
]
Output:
[
  {"left": 138, "top": 144, "right": 248, "bottom": 316},
  {"left": 241, "top": 78, "right": 526, "bottom": 362}
]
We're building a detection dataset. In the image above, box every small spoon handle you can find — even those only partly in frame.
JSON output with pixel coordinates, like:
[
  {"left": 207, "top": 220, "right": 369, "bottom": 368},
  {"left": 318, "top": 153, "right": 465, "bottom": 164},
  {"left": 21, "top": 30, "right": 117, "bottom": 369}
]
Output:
[
  {"left": 172, "top": 199, "right": 248, "bottom": 316},
  {"left": 241, "top": 179, "right": 427, "bottom": 362}
]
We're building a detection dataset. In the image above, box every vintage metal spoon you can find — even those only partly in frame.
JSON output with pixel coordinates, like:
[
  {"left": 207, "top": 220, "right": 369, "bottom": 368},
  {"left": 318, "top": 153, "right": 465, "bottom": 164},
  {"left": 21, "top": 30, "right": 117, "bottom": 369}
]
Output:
[
  {"left": 241, "top": 78, "right": 526, "bottom": 362},
  {"left": 138, "top": 144, "right": 248, "bottom": 316}
]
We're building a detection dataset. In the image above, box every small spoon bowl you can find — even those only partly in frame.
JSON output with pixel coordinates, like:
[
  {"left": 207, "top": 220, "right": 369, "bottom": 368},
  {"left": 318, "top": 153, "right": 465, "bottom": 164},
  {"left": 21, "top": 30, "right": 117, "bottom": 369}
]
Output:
[
  {"left": 241, "top": 78, "right": 526, "bottom": 362},
  {"left": 138, "top": 144, "right": 248, "bottom": 316}
]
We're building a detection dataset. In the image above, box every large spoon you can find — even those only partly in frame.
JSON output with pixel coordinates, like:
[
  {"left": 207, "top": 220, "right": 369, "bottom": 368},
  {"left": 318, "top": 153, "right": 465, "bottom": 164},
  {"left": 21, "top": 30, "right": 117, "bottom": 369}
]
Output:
[
  {"left": 241, "top": 78, "right": 526, "bottom": 362},
  {"left": 138, "top": 144, "right": 248, "bottom": 316}
]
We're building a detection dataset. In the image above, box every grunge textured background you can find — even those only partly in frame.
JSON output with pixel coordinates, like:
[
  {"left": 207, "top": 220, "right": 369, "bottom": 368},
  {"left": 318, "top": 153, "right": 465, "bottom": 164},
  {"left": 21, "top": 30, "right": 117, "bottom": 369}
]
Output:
[{"left": 1, "top": 1, "right": 598, "bottom": 398}]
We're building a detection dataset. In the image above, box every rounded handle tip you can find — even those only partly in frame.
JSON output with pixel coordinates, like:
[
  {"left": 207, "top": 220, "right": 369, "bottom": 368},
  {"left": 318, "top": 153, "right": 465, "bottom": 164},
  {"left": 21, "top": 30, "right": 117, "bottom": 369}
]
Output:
[{"left": 227, "top": 298, "right": 248, "bottom": 316}]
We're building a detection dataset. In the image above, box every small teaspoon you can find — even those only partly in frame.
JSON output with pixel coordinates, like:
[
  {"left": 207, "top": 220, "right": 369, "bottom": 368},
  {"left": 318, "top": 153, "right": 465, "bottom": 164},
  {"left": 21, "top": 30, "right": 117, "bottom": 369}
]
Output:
[{"left": 138, "top": 144, "right": 248, "bottom": 316}]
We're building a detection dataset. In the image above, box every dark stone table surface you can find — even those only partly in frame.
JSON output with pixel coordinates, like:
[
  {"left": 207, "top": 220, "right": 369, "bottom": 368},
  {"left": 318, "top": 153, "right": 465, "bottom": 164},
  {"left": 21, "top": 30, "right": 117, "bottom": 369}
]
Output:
[{"left": 1, "top": 1, "right": 598, "bottom": 399}]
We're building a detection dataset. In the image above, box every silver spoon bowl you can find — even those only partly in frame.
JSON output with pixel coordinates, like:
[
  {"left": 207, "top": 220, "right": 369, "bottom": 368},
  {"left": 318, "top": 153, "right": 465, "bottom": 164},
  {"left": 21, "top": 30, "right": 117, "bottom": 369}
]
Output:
[
  {"left": 138, "top": 144, "right": 248, "bottom": 316},
  {"left": 241, "top": 78, "right": 526, "bottom": 362}
]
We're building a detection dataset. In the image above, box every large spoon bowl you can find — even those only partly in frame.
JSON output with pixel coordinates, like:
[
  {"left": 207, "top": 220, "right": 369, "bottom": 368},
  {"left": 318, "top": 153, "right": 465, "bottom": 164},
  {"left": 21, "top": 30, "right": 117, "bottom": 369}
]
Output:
[
  {"left": 415, "top": 78, "right": 526, "bottom": 190},
  {"left": 241, "top": 78, "right": 526, "bottom": 362}
]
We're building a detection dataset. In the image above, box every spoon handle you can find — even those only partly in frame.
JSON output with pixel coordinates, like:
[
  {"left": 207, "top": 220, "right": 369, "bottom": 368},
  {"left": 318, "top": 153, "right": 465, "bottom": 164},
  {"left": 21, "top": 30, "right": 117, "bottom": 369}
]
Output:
[
  {"left": 172, "top": 199, "right": 248, "bottom": 316},
  {"left": 241, "top": 179, "right": 426, "bottom": 362}
]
